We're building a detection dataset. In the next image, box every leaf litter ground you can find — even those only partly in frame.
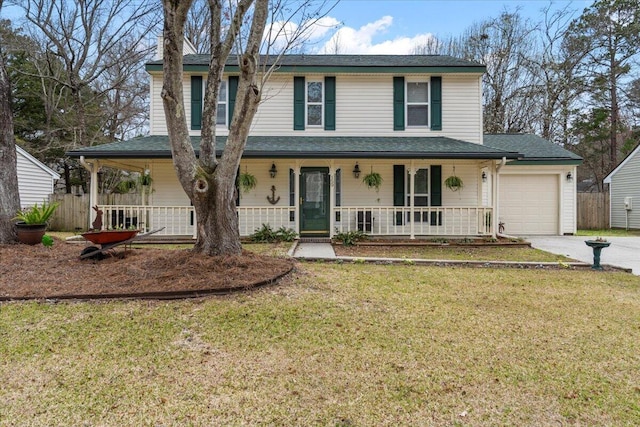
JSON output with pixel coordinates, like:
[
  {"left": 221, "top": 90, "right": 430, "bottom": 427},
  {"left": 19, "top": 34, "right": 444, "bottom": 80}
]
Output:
[{"left": 0, "top": 238, "right": 293, "bottom": 299}]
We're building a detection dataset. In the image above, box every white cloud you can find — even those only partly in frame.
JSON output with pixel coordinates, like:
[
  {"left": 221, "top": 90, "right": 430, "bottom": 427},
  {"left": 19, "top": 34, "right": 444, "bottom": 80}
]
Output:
[
  {"left": 264, "top": 16, "right": 341, "bottom": 53},
  {"left": 318, "top": 15, "right": 436, "bottom": 54}
]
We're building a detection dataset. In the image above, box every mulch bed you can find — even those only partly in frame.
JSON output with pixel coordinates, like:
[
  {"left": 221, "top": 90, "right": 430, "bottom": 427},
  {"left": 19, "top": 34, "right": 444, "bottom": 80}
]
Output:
[{"left": 0, "top": 238, "right": 294, "bottom": 300}]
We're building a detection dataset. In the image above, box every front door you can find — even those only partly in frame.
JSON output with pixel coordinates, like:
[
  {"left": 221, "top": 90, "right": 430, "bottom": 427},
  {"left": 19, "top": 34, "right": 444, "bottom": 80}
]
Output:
[{"left": 300, "top": 167, "right": 330, "bottom": 236}]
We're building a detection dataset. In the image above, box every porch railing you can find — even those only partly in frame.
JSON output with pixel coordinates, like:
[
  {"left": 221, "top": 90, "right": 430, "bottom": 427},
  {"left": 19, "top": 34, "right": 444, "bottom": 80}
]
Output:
[
  {"left": 333, "top": 206, "right": 494, "bottom": 237},
  {"left": 98, "top": 205, "right": 492, "bottom": 238},
  {"left": 98, "top": 205, "right": 295, "bottom": 237}
]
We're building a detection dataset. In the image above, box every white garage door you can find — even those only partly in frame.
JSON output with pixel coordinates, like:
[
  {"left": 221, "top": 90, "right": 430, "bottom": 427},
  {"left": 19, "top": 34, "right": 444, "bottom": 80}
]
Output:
[{"left": 499, "top": 174, "right": 558, "bottom": 235}]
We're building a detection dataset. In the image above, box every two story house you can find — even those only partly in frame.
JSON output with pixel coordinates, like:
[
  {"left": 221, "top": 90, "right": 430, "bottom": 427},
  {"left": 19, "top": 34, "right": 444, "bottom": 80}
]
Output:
[{"left": 68, "top": 42, "right": 581, "bottom": 238}]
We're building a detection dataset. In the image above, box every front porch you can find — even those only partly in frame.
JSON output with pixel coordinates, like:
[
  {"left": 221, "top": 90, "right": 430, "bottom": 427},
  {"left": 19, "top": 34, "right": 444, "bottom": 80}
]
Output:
[{"left": 96, "top": 204, "right": 494, "bottom": 239}]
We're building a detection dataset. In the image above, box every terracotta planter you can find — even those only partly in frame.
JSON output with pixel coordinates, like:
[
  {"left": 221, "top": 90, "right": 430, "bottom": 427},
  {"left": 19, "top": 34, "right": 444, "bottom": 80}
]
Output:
[{"left": 15, "top": 222, "right": 47, "bottom": 245}]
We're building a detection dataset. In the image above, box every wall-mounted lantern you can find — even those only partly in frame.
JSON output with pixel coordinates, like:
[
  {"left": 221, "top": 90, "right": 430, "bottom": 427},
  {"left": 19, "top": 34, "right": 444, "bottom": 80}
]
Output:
[
  {"left": 481, "top": 171, "right": 487, "bottom": 183},
  {"left": 566, "top": 172, "right": 573, "bottom": 182},
  {"left": 269, "top": 163, "right": 277, "bottom": 178},
  {"left": 353, "top": 163, "right": 361, "bottom": 179}
]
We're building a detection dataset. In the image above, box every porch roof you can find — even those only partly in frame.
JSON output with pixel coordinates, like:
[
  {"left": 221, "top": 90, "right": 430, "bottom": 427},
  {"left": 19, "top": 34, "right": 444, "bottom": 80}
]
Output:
[{"left": 67, "top": 135, "right": 520, "bottom": 160}]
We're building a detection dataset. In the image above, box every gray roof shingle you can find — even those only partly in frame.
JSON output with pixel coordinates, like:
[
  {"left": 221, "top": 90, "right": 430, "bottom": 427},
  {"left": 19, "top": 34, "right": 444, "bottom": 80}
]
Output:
[
  {"left": 483, "top": 134, "right": 582, "bottom": 163},
  {"left": 67, "top": 135, "right": 518, "bottom": 160},
  {"left": 146, "top": 54, "right": 485, "bottom": 72}
]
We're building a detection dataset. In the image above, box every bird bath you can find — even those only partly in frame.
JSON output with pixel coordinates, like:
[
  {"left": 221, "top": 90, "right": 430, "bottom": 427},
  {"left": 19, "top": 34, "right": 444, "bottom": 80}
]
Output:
[{"left": 584, "top": 240, "right": 611, "bottom": 270}]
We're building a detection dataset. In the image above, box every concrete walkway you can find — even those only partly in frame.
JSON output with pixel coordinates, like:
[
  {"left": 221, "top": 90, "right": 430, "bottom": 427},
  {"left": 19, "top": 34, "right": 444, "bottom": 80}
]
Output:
[
  {"left": 292, "top": 242, "right": 336, "bottom": 259},
  {"left": 527, "top": 236, "right": 640, "bottom": 275}
]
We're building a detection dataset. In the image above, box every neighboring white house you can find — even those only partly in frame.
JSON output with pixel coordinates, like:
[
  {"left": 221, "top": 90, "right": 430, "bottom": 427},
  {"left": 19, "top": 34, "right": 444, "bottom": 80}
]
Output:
[
  {"left": 16, "top": 146, "right": 60, "bottom": 208},
  {"left": 68, "top": 52, "right": 581, "bottom": 238},
  {"left": 603, "top": 143, "right": 640, "bottom": 229}
]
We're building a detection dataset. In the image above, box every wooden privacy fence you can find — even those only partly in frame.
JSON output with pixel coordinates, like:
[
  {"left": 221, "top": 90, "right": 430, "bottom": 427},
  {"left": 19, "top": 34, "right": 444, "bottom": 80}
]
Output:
[
  {"left": 577, "top": 192, "right": 609, "bottom": 230},
  {"left": 48, "top": 193, "right": 141, "bottom": 231}
]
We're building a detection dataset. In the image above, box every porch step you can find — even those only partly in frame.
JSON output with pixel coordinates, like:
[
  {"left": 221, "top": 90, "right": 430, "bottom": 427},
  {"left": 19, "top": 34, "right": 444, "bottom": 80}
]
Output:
[{"left": 298, "top": 237, "right": 332, "bottom": 243}]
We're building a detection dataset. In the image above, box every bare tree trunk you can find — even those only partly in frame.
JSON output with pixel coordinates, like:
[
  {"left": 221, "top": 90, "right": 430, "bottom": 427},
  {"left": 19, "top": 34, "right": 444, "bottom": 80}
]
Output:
[
  {"left": 162, "top": 0, "right": 267, "bottom": 256},
  {"left": 0, "top": 1, "right": 21, "bottom": 243}
]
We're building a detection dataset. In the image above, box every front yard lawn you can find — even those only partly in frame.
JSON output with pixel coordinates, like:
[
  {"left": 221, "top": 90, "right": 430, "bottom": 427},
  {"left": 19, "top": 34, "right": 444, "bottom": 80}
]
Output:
[
  {"left": 333, "top": 243, "right": 572, "bottom": 262},
  {"left": 1, "top": 264, "right": 639, "bottom": 425}
]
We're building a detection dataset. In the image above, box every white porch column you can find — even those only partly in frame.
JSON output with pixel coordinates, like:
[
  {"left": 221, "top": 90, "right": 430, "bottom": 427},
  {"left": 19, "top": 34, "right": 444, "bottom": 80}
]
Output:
[
  {"left": 491, "top": 157, "right": 506, "bottom": 238},
  {"left": 79, "top": 156, "right": 100, "bottom": 229},
  {"left": 329, "top": 162, "right": 335, "bottom": 238},
  {"left": 409, "top": 161, "right": 416, "bottom": 239},
  {"left": 492, "top": 161, "right": 498, "bottom": 238},
  {"left": 294, "top": 164, "right": 301, "bottom": 236}
]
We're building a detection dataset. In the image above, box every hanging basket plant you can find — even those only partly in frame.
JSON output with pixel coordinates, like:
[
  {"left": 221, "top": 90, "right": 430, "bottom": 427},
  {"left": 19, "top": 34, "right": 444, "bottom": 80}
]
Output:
[
  {"left": 139, "top": 172, "right": 152, "bottom": 186},
  {"left": 238, "top": 171, "right": 257, "bottom": 193},
  {"left": 444, "top": 175, "right": 464, "bottom": 192},
  {"left": 362, "top": 168, "right": 383, "bottom": 192}
]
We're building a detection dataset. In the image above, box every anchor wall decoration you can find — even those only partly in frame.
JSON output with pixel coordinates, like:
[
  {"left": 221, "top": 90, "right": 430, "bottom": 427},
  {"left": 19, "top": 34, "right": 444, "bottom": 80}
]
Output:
[{"left": 267, "top": 185, "right": 280, "bottom": 205}]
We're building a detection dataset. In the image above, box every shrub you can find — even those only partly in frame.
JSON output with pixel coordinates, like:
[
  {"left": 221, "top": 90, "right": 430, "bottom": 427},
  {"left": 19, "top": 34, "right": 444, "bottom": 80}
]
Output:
[
  {"left": 249, "top": 224, "right": 298, "bottom": 243},
  {"left": 333, "top": 230, "right": 368, "bottom": 246}
]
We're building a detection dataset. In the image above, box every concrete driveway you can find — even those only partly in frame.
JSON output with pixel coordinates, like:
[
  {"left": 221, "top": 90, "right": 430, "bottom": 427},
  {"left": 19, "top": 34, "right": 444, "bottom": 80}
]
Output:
[{"left": 527, "top": 236, "right": 640, "bottom": 275}]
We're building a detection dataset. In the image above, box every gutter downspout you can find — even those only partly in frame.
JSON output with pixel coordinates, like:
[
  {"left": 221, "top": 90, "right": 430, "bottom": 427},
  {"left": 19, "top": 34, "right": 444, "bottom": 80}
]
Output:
[
  {"left": 492, "top": 157, "right": 507, "bottom": 239},
  {"left": 79, "top": 156, "right": 99, "bottom": 228}
]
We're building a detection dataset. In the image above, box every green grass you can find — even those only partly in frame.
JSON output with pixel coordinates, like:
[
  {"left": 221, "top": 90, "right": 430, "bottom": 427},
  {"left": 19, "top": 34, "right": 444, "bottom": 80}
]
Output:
[
  {"left": 334, "top": 245, "right": 573, "bottom": 262},
  {"left": 577, "top": 228, "right": 640, "bottom": 236},
  {"left": 1, "top": 264, "right": 639, "bottom": 425}
]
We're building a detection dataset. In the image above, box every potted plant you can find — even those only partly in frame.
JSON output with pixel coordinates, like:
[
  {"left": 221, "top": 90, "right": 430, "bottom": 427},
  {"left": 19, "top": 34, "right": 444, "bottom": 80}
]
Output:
[
  {"left": 13, "top": 201, "right": 59, "bottom": 245},
  {"left": 444, "top": 175, "right": 464, "bottom": 191},
  {"left": 238, "top": 171, "right": 257, "bottom": 193},
  {"left": 362, "top": 169, "right": 383, "bottom": 192}
]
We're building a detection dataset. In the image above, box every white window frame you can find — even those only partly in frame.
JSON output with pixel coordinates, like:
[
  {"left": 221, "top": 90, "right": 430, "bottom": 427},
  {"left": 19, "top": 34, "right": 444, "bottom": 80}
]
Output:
[
  {"left": 306, "top": 79, "right": 324, "bottom": 127},
  {"left": 202, "top": 79, "right": 228, "bottom": 127},
  {"left": 405, "top": 80, "right": 429, "bottom": 128}
]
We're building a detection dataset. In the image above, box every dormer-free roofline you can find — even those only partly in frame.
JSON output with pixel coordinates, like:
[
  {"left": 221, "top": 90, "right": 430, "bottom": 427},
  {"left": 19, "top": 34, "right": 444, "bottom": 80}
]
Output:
[{"left": 145, "top": 54, "right": 487, "bottom": 74}]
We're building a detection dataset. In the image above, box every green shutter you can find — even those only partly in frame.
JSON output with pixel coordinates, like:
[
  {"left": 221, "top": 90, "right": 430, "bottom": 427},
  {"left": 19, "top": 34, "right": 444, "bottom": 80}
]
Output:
[
  {"left": 228, "top": 76, "right": 239, "bottom": 124},
  {"left": 430, "top": 76, "right": 442, "bottom": 131},
  {"left": 191, "top": 76, "right": 203, "bottom": 130},
  {"left": 324, "top": 76, "right": 336, "bottom": 131},
  {"left": 393, "top": 165, "right": 405, "bottom": 225},
  {"left": 430, "top": 165, "right": 442, "bottom": 206},
  {"left": 393, "top": 165, "right": 405, "bottom": 206},
  {"left": 293, "top": 76, "right": 305, "bottom": 130},
  {"left": 393, "top": 77, "right": 405, "bottom": 131}
]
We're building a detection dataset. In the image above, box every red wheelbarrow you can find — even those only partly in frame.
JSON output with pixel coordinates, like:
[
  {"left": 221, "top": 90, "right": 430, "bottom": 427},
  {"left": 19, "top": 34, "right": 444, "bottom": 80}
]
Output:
[{"left": 79, "top": 228, "right": 164, "bottom": 260}]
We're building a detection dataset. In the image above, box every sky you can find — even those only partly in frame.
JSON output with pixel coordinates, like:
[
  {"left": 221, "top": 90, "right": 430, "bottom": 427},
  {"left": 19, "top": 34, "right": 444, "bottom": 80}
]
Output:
[
  {"left": 306, "top": 0, "right": 594, "bottom": 54},
  {"left": 1, "top": 1, "right": 595, "bottom": 55}
]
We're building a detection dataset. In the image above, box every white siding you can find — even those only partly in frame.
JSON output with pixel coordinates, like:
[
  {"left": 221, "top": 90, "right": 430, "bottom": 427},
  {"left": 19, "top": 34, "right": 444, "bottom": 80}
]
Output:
[
  {"left": 149, "top": 72, "right": 484, "bottom": 143},
  {"left": 16, "top": 149, "right": 59, "bottom": 208},
  {"left": 441, "top": 75, "right": 483, "bottom": 143},
  {"left": 148, "top": 161, "right": 189, "bottom": 206},
  {"left": 146, "top": 159, "right": 485, "bottom": 209},
  {"left": 609, "top": 152, "right": 640, "bottom": 229},
  {"left": 150, "top": 73, "right": 167, "bottom": 135}
]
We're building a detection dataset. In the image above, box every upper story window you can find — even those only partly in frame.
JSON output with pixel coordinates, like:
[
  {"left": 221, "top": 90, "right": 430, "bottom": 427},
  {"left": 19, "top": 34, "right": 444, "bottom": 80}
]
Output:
[
  {"left": 306, "top": 80, "right": 323, "bottom": 127},
  {"left": 294, "top": 76, "right": 335, "bottom": 131},
  {"left": 393, "top": 76, "right": 441, "bottom": 131},
  {"left": 217, "top": 80, "right": 227, "bottom": 126},
  {"left": 191, "top": 75, "right": 231, "bottom": 130},
  {"left": 406, "top": 81, "right": 429, "bottom": 127}
]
